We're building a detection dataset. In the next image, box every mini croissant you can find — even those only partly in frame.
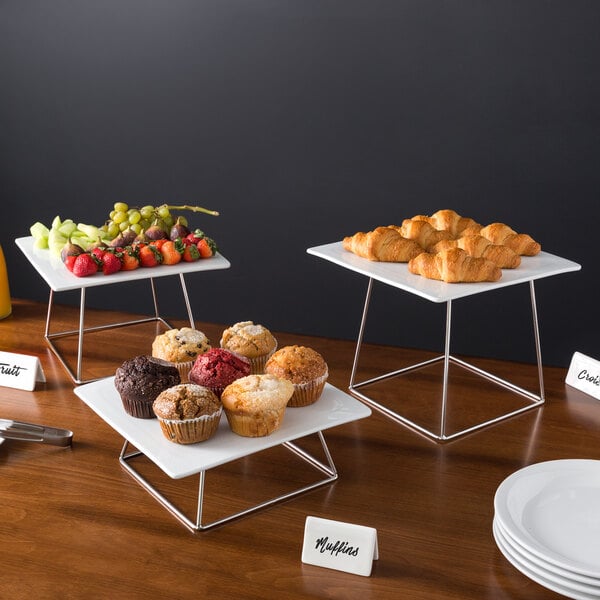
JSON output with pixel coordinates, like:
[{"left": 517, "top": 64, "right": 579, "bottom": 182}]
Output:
[
  {"left": 477, "top": 223, "right": 541, "bottom": 256},
  {"left": 343, "top": 227, "right": 423, "bottom": 262},
  {"left": 432, "top": 235, "right": 521, "bottom": 269},
  {"left": 408, "top": 248, "right": 502, "bottom": 283},
  {"left": 389, "top": 220, "right": 454, "bottom": 252},
  {"left": 409, "top": 209, "right": 481, "bottom": 238}
]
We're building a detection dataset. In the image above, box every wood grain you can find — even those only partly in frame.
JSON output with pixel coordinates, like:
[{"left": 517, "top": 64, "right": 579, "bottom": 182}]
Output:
[{"left": 0, "top": 299, "right": 592, "bottom": 599}]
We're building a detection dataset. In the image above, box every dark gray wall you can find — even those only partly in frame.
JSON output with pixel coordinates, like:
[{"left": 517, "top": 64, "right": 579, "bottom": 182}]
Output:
[{"left": 1, "top": 1, "right": 598, "bottom": 367}]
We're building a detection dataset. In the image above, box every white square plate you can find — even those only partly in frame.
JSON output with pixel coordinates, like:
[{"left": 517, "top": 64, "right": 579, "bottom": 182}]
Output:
[
  {"left": 74, "top": 378, "right": 371, "bottom": 479},
  {"left": 307, "top": 242, "right": 581, "bottom": 303},
  {"left": 16, "top": 236, "right": 230, "bottom": 292}
]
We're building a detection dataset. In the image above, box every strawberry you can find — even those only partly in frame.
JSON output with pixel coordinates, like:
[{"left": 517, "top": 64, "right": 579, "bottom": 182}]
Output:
[
  {"left": 90, "top": 247, "right": 106, "bottom": 268},
  {"left": 72, "top": 253, "right": 99, "bottom": 278},
  {"left": 101, "top": 251, "right": 122, "bottom": 275},
  {"left": 197, "top": 237, "right": 216, "bottom": 258},
  {"left": 63, "top": 254, "right": 78, "bottom": 272},
  {"left": 160, "top": 239, "right": 182, "bottom": 265},
  {"left": 139, "top": 244, "right": 163, "bottom": 268},
  {"left": 120, "top": 246, "right": 140, "bottom": 271},
  {"left": 151, "top": 239, "right": 167, "bottom": 250},
  {"left": 185, "top": 230, "right": 203, "bottom": 244},
  {"left": 182, "top": 243, "right": 200, "bottom": 262}
]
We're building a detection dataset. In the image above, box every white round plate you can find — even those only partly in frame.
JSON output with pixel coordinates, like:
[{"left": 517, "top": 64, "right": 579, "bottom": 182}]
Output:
[
  {"left": 495, "top": 516, "right": 600, "bottom": 587},
  {"left": 493, "top": 519, "right": 600, "bottom": 600},
  {"left": 494, "top": 518, "right": 600, "bottom": 595},
  {"left": 495, "top": 459, "right": 600, "bottom": 578}
]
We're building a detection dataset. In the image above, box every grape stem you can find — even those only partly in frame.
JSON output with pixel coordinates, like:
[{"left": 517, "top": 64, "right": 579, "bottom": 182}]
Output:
[{"left": 159, "top": 204, "right": 219, "bottom": 216}]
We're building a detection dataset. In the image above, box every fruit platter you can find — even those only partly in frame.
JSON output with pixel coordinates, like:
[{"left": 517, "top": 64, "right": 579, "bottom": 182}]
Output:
[
  {"left": 29, "top": 202, "right": 221, "bottom": 278},
  {"left": 17, "top": 202, "right": 230, "bottom": 293}
]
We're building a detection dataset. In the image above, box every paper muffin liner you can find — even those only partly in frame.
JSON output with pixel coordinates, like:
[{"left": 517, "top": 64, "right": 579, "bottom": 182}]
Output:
[
  {"left": 170, "top": 359, "right": 194, "bottom": 383},
  {"left": 287, "top": 371, "right": 329, "bottom": 407},
  {"left": 157, "top": 407, "right": 222, "bottom": 444},
  {"left": 120, "top": 395, "right": 156, "bottom": 419},
  {"left": 224, "top": 407, "right": 286, "bottom": 437}
]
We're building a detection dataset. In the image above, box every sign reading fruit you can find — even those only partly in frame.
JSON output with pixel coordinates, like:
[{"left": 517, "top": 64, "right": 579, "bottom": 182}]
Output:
[{"left": 29, "top": 203, "right": 219, "bottom": 277}]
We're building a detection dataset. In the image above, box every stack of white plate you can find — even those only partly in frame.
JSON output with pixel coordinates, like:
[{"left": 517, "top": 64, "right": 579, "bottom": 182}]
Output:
[{"left": 493, "top": 459, "right": 600, "bottom": 599}]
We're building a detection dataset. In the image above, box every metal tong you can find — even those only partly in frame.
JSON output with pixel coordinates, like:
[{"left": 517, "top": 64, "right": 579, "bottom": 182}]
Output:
[{"left": 0, "top": 419, "right": 73, "bottom": 447}]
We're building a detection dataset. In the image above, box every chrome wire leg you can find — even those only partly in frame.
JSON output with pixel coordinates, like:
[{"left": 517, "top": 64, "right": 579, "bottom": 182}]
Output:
[
  {"left": 350, "top": 278, "right": 374, "bottom": 389},
  {"left": 530, "top": 280, "right": 545, "bottom": 401},
  {"left": 42, "top": 275, "right": 196, "bottom": 385},
  {"left": 118, "top": 433, "right": 338, "bottom": 532},
  {"left": 347, "top": 282, "right": 545, "bottom": 442},
  {"left": 439, "top": 300, "right": 452, "bottom": 439},
  {"left": 179, "top": 273, "right": 195, "bottom": 329}
]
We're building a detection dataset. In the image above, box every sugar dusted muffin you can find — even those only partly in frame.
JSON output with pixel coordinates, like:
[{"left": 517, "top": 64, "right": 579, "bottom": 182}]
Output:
[
  {"left": 114, "top": 355, "right": 181, "bottom": 419},
  {"left": 220, "top": 321, "right": 277, "bottom": 374},
  {"left": 151, "top": 327, "right": 211, "bottom": 382},
  {"left": 153, "top": 383, "right": 222, "bottom": 444},
  {"left": 189, "top": 348, "right": 251, "bottom": 398},
  {"left": 220, "top": 374, "right": 294, "bottom": 437},
  {"left": 264, "top": 345, "right": 328, "bottom": 407}
]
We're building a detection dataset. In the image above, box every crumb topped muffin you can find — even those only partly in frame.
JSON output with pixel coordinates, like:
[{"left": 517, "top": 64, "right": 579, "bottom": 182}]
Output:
[
  {"left": 221, "top": 374, "right": 293, "bottom": 437},
  {"left": 153, "top": 383, "right": 222, "bottom": 444},
  {"left": 220, "top": 321, "right": 277, "bottom": 373},
  {"left": 265, "top": 345, "right": 328, "bottom": 406}
]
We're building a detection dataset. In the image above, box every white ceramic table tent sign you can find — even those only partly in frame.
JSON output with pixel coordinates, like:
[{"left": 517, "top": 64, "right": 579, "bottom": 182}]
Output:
[
  {"left": 302, "top": 516, "right": 379, "bottom": 576},
  {"left": 0, "top": 351, "right": 46, "bottom": 391},
  {"left": 566, "top": 352, "right": 600, "bottom": 400}
]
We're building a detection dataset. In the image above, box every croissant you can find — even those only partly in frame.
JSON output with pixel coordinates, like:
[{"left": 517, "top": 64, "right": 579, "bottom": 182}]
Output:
[
  {"left": 389, "top": 221, "right": 454, "bottom": 251},
  {"left": 478, "top": 223, "right": 541, "bottom": 256},
  {"left": 408, "top": 248, "right": 502, "bottom": 283},
  {"left": 343, "top": 226, "right": 423, "bottom": 262},
  {"left": 409, "top": 209, "right": 481, "bottom": 238},
  {"left": 432, "top": 235, "right": 521, "bottom": 269}
]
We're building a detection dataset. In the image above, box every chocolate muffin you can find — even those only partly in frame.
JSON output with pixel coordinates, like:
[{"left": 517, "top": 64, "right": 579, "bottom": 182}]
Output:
[{"left": 114, "top": 355, "right": 181, "bottom": 418}]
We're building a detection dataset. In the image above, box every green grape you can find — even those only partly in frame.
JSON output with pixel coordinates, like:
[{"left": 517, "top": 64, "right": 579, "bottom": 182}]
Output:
[
  {"left": 157, "top": 206, "right": 171, "bottom": 219},
  {"left": 107, "top": 222, "right": 120, "bottom": 238},
  {"left": 163, "top": 215, "right": 173, "bottom": 228},
  {"left": 119, "top": 221, "right": 130, "bottom": 232},
  {"left": 139, "top": 219, "right": 151, "bottom": 231},
  {"left": 114, "top": 202, "right": 129, "bottom": 213},
  {"left": 128, "top": 210, "right": 141, "bottom": 225},
  {"left": 140, "top": 205, "right": 155, "bottom": 220},
  {"left": 113, "top": 210, "right": 128, "bottom": 224},
  {"left": 109, "top": 210, "right": 117, "bottom": 220},
  {"left": 130, "top": 223, "right": 142, "bottom": 234}
]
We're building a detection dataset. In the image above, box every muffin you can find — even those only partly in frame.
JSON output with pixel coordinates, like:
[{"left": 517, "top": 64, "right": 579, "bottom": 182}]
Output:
[
  {"left": 114, "top": 355, "right": 181, "bottom": 419},
  {"left": 189, "top": 348, "right": 251, "bottom": 398},
  {"left": 153, "top": 383, "right": 222, "bottom": 444},
  {"left": 220, "top": 374, "right": 294, "bottom": 437},
  {"left": 264, "top": 345, "right": 328, "bottom": 407},
  {"left": 151, "top": 327, "right": 211, "bottom": 382},
  {"left": 220, "top": 321, "right": 277, "bottom": 374}
]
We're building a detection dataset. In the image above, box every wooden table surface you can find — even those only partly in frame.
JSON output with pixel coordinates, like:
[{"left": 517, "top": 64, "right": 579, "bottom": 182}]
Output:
[{"left": 1, "top": 298, "right": 597, "bottom": 600}]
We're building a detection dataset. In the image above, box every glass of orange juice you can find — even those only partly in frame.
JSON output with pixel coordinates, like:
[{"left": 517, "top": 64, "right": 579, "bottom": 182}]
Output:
[{"left": 0, "top": 243, "right": 12, "bottom": 319}]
